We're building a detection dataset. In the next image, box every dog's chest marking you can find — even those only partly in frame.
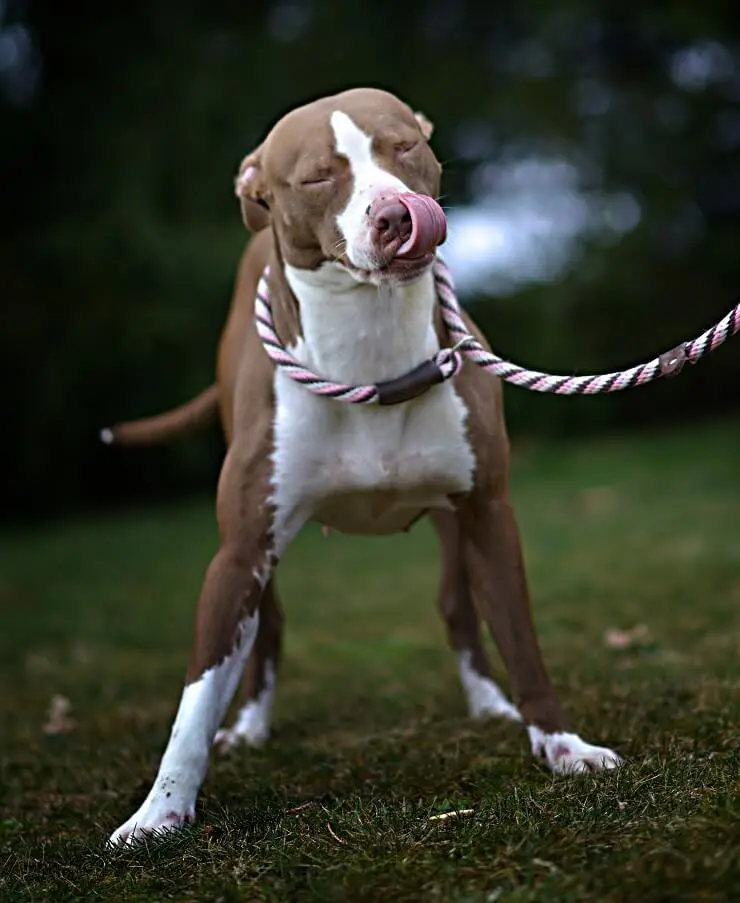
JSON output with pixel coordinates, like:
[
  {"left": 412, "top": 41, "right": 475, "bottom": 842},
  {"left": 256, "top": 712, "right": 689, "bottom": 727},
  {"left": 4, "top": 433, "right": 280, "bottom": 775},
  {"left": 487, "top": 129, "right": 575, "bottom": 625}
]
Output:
[{"left": 271, "top": 266, "right": 476, "bottom": 536}]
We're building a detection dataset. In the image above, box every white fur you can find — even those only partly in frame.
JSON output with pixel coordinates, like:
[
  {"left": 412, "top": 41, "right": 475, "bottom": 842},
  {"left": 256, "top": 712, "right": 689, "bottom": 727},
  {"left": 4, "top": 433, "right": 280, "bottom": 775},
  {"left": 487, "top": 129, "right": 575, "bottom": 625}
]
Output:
[
  {"left": 214, "top": 661, "right": 276, "bottom": 749},
  {"left": 108, "top": 614, "right": 260, "bottom": 846},
  {"left": 275, "top": 262, "right": 476, "bottom": 536},
  {"left": 528, "top": 726, "right": 622, "bottom": 775},
  {"left": 270, "top": 112, "right": 475, "bottom": 558},
  {"left": 458, "top": 651, "right": 521, "bottom": 722},
  {"left": 331, "top": 110, "right": 411, "bottom": 272}
]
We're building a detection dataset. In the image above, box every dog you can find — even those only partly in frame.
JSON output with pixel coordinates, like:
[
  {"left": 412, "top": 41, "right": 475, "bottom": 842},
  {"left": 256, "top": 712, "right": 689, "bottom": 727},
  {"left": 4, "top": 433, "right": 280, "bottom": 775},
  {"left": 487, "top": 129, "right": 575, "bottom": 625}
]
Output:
[{"left": 104, "top": 87, "right": 621, "bottom": 846}]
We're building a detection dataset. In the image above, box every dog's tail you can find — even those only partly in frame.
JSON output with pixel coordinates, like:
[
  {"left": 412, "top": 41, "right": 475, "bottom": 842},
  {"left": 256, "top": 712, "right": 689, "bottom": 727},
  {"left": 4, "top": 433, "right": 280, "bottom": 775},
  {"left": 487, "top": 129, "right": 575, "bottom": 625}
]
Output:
[{"left": 100, "top": 384, "right": 219, "bottom": 447}]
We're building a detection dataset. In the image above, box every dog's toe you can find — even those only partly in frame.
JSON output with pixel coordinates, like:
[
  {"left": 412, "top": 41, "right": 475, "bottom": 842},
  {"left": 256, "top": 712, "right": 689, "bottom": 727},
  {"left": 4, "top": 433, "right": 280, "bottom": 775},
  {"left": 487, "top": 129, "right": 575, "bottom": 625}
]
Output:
[{"left": 107, "top": 800, "right": 195, "bottom": 848}]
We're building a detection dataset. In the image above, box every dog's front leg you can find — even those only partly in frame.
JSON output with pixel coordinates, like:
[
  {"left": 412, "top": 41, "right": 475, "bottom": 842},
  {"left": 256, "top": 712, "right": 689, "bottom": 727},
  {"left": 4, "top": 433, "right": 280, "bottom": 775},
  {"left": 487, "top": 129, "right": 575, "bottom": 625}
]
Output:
[
  {"left": 108, "top": 438, "right": 303, "bottom": 846},
  {"left": 459, "top": 492, "right": 622, "bottom": 775}
]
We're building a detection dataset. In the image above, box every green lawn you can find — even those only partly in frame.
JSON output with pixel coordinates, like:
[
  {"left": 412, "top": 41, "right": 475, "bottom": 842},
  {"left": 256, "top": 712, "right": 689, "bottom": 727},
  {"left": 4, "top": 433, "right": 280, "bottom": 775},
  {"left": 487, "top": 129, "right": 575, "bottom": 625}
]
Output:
[{"left": 1, "top": 421, "right": 739, "bottom": 902}]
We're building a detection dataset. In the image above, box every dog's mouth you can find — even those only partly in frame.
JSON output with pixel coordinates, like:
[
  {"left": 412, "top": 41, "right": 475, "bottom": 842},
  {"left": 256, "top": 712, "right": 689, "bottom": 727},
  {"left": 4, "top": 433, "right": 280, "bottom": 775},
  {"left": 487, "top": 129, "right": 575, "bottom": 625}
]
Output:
[
  {"left": 340, "top": 252, "right": 435, "bottom": 286},
  {"left": 380, "top": 252, "right": 436, "bottom": 282}
]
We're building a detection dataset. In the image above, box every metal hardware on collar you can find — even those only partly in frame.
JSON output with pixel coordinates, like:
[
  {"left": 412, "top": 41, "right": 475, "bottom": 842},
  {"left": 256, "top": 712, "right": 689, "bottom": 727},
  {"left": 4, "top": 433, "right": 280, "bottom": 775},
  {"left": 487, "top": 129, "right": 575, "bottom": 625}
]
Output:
[
  {"left": 450, "top": 336, "right": 476, "bottom": 353},
  {"left": 659, "top": 344, "right": 688, "bottom": 377},
  {"left": 254, "top": 259, "right": 740, "bottom": 403}
]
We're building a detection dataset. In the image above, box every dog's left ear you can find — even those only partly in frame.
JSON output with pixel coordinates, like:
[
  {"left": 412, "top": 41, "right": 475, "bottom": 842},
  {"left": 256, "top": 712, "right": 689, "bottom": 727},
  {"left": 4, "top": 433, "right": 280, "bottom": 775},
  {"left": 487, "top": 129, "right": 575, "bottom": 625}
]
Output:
[
  {"left": 414, "top": 111, "right": 434, "bottom": 140},
  {"left": 235, "top": 147, "right": 271, "bottom": 232}
]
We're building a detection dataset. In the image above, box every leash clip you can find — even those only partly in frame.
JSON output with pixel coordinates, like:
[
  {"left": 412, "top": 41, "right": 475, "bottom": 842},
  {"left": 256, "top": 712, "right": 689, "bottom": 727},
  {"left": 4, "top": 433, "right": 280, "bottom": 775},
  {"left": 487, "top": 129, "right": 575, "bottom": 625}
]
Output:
[{"left": 659, "top": 343, "right": 688, "bottom": 378}]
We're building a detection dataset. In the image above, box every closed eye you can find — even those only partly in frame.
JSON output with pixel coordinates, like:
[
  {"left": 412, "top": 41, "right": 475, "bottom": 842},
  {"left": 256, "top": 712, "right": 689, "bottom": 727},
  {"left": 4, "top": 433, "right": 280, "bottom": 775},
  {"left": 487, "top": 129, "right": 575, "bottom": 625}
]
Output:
[
  {"left": 395, "top": 141, "right": 419, "bottom": 155},
  {"left": 300, "top": 177, "right": 334, "bottom": 187}
]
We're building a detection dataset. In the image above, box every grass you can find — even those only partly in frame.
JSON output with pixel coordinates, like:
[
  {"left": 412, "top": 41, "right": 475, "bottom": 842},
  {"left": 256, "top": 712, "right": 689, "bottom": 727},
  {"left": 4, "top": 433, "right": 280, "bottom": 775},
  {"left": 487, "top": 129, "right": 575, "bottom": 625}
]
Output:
[{"left": 1, "top": 419, "right": 740, "bottom": 902}]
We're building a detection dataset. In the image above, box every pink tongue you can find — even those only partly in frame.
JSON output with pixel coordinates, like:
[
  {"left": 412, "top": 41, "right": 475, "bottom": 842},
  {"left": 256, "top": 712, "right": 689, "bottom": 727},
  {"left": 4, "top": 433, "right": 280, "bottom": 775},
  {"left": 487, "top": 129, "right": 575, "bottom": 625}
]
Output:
[{"left": 396, "top": 193, "right": 447, "bottom": 259}]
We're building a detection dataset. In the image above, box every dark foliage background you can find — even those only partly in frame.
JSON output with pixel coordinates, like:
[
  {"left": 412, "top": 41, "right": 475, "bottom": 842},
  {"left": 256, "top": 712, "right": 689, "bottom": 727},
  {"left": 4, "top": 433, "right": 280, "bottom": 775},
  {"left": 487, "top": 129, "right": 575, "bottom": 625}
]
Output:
[{"left": 2, "top": 0, "right": 739, "bottom": 521}]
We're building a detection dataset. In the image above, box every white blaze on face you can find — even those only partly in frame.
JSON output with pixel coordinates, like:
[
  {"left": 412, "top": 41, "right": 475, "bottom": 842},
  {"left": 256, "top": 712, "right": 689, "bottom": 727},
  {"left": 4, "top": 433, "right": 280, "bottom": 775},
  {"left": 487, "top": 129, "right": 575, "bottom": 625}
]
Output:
[{"left": 331, "top": 110, "right": 410, "bottom": 270}]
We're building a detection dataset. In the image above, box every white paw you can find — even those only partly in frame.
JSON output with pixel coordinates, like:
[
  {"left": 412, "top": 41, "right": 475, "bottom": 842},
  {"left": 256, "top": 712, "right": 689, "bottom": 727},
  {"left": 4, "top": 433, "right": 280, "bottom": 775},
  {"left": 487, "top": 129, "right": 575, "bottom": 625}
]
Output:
[
  {"left": 108, "top": 796, "right": 195, "bottom": 847},
  {"left": 468, "top": 680, "right": 522, "bottom": 722},
  {"left": 458, "top": 652, "right": 522, "bottom": 722},
  {"left": 213, "top": 705, "right": 270, "bottom": 750},
  {"left": 213, "top": 678, "right": 274, "bottom": 751},
  {"left": 528, "top": 728, "right": 623, "bottom": 775}
]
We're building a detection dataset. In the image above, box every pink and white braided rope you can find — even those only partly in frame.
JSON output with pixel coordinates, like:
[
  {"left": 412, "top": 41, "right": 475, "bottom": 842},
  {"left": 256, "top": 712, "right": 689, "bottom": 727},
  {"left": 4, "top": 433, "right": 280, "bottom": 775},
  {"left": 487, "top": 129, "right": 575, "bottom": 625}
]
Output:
[
  {"left": 254, "top": 267, "right": 462, "bottom": 404},
  {"left": 255, "top": 259, "right": 740, "bottom": 402}
]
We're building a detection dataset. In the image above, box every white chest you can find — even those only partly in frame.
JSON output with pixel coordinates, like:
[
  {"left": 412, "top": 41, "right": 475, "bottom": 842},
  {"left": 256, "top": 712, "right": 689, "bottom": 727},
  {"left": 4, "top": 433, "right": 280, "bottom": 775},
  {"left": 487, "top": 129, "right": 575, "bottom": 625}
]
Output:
[{"left": 269, "top": 265, "right": 476, "bottom": 537}]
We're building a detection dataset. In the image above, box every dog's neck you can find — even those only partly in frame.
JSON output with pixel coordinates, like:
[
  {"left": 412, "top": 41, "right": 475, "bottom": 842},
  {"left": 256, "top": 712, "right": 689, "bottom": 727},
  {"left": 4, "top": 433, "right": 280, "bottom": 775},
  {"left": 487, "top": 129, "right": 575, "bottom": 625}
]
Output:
[{"left": 283, "top": 261, "right": 440, "bottom": 385}]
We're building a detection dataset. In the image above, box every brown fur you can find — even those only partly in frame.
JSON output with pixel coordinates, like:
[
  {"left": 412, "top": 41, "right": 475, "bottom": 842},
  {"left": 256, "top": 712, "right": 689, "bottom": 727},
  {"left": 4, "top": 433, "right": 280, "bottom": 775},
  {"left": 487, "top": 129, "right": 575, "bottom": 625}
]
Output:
[
  {"left": 109, "top": 87, "right": 571, "bottom": 739},
  {"left": 109, "top": 88, "right": 623, "bottom": 847}
]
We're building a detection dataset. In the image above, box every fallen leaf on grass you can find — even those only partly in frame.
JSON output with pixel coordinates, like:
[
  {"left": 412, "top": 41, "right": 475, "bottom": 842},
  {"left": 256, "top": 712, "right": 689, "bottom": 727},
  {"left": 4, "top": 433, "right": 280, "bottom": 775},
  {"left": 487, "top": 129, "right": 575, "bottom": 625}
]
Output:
[
  {"left": 532, "top": 858, "right": 560, "bottom": 874},
  {"left": 285, "top": 801, "right": 315, "bottom": 814},
  {"left": 603, "top": 624, "right": 651, "bottom": 650},
  {"left": 327, "top": 821, "right": 346, "bottom": 844},
  {"left": 428, "top": 809, "right": 474, "bottom": 821},
  {"left": 41, "top": 694, "right": 76, "bottom": 734}
]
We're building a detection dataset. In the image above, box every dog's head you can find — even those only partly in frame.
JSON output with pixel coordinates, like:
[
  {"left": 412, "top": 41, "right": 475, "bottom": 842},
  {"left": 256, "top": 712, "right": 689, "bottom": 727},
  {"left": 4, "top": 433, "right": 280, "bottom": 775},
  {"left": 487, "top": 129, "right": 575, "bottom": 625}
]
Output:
[{"left": 235, "top": 87, "right": 446, "bottom": 285}]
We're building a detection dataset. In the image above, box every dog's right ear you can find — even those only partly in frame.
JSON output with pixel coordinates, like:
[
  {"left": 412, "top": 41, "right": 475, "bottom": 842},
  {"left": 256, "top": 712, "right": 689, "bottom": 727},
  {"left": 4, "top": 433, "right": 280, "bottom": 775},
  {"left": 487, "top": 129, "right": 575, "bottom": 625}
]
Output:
[{"left": 235, "top": 148, "right": 271, "bottom": 232}]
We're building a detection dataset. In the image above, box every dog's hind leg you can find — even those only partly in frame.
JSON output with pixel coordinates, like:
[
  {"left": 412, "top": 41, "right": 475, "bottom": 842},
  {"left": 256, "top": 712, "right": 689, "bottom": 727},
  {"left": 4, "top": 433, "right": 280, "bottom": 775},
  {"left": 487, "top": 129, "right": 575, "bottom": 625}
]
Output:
[
  {"left": 217, "top": 506, "right": 526, "bottom": 752},
  {"left": 214, "top": 578, "right": 283, "bottom": 750},
  {"left": 458, "top": 490, "right": 622, "bottom": 774},
  {"left": 431, "top": 509, "right": 520, "bottom": 722}
]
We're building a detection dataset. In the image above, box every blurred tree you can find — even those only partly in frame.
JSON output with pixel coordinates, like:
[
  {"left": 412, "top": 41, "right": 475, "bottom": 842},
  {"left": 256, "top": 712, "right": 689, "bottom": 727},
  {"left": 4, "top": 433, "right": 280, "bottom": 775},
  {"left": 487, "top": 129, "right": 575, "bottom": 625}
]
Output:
[{"left": 1, "top": 0, "right": 738, "bottom": 521}]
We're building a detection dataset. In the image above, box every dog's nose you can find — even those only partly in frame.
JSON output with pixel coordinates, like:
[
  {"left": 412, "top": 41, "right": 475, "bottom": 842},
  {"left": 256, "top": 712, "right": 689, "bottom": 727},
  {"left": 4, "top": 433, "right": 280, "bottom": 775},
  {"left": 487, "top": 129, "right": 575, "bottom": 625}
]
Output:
[
  {"left": 368, "top": 194, "right": 447, "bottom": 262},
  {"left": 371, "top": 201, "right": 413, "bottom": 253}
]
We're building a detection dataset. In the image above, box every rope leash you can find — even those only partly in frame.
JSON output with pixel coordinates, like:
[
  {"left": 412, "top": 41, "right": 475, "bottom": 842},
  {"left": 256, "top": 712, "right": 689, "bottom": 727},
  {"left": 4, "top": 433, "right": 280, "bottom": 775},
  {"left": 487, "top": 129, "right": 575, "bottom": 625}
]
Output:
[
  {"left": 255, "top": 259, "right": 740, "bottom": 403},
  {"left": 255, "top": 269, "right": 462, "bottom": 403}
]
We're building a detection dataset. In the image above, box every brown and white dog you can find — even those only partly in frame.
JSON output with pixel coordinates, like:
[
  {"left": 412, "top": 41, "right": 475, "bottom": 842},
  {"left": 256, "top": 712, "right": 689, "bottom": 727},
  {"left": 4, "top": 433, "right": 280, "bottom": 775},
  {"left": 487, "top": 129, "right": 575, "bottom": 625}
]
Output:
[{"left": 104, "top": 87, "right": 621, "bottom": 846}]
